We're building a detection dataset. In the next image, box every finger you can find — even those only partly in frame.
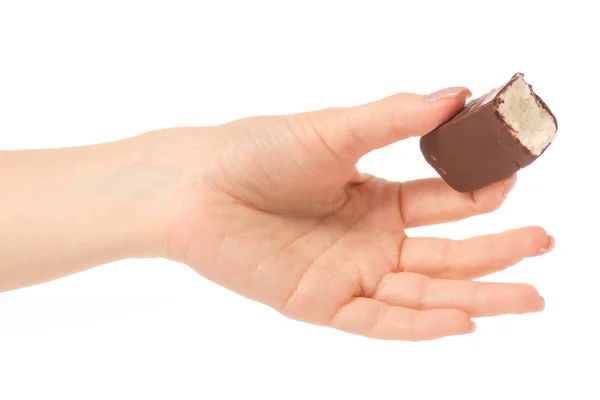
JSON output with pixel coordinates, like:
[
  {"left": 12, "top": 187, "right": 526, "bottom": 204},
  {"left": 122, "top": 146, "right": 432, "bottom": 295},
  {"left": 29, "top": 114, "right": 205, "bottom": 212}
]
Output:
[
  {"left": 329, "top": 297, "right": 474, "bottom": 341},
  {"left": 400, "top": 174, "right": 517, "bottom": 228},
  {"left": 294, "top": 87, "right": 471, "bottom": 164},
  {"left": 374, "top": 272, "right": 544, "bottom": 317},
  {"left": 400, "top": 227, "right": 554, "bottom": 279}
]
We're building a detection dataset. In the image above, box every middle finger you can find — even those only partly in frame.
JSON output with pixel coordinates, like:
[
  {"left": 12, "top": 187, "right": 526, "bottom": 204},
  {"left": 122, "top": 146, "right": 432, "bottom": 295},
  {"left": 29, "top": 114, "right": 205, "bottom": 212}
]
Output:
[{"left": 399, "top": 227, "right": 553, "bottom": 279}]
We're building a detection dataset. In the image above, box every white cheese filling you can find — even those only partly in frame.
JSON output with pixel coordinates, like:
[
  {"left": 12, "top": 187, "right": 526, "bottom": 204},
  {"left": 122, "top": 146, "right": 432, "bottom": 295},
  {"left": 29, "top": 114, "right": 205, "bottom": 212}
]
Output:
[{"left": 497, "top": 77, "right": 556, "bottom": 156}]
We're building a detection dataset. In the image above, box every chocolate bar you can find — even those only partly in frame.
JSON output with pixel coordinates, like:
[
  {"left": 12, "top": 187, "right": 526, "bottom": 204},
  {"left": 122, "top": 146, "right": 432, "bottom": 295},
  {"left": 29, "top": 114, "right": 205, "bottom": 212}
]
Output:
[{"left": 420, "top": 73, "right": 557, "bottom": 192}]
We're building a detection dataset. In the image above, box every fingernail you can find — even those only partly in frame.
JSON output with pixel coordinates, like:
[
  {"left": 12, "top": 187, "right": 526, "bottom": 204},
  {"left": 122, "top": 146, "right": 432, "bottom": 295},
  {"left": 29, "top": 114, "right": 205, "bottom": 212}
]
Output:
[
  {"left": 502, "top": 174, "right": 517, "bottom": 197},
  {"left": 427, "top": 87, "right": 472, "bottom": 102},
  {"left": 533, "top": 235, "right": 555, "bottom": 257},
  {"left": 468, "top": 322, "right": 477, "bottom": 333},
  {"left": 536, "top": 297, "right": 546, "bottom": 311}
]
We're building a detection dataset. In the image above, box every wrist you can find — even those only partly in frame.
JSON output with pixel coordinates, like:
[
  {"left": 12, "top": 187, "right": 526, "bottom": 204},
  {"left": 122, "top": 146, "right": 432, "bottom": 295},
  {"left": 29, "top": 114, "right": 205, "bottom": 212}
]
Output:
[
  {"left": 56, "top": 133, "right": 181, "bottom": 262},
  {"left": 0, "top": 135, "right": 178, "bottom": 290},
  {"left": 133, "top": 126, "right": 230, "bottom": 262},
  {"left": 129, "top": 128, "right": 217, "bottom": 260},
  {"left": 98, "top": 133, "right": 178, "bottom": 260}
]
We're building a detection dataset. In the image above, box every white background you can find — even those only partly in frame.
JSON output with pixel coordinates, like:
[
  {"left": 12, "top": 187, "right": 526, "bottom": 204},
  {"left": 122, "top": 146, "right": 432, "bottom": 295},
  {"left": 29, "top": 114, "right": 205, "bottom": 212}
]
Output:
[{"left": 0, "top": 1, "right": 597, "bottom": 399}]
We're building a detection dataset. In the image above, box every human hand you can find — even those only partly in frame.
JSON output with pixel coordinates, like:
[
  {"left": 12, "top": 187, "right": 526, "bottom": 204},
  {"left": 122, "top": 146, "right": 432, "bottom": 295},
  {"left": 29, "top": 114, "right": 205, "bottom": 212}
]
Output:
[{"left": 145, "top": 87, "right": 553, "bottom": 341}]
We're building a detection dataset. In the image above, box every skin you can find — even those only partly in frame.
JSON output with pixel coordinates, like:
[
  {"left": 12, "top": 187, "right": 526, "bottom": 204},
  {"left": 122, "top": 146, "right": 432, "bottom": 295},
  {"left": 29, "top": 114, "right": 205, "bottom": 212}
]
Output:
[{"left": 0, "top": 89, "right": 553, "bottom": 341}]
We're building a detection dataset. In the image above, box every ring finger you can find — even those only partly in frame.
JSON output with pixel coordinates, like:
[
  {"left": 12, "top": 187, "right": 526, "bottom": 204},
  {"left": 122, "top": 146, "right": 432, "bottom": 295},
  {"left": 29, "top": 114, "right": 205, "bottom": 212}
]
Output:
[{"left": 373, "top": 272, "right": 545, "bottom": 317}]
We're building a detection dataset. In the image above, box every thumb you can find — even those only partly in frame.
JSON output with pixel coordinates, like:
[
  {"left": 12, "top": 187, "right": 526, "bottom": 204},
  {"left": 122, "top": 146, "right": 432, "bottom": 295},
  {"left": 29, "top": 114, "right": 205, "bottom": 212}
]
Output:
[{"left": 296, "top": 87, "right": 472, "bottom": 163}]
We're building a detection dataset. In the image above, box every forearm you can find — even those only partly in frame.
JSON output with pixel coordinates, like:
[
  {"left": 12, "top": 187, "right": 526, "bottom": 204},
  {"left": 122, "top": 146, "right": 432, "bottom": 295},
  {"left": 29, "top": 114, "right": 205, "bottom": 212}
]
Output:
[{"left": 0, "top": 135, "right": 169, "bottom": 292}]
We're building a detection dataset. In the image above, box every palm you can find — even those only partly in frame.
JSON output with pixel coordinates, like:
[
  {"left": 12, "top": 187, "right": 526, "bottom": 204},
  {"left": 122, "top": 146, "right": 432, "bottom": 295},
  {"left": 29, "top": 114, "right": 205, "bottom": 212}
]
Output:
[
  {"left": 181, "top": 174, "right": 547, "bottom": 341},
  {"left": 165, "top": 91, "right": 552, "bottom": 341}
]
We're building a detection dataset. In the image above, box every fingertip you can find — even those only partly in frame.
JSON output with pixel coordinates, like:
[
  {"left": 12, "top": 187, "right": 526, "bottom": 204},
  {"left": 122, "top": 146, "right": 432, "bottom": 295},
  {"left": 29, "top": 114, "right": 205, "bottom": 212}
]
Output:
[
  {"left": 471, "top": 282, "right": 543, "bottom": 317},
  {"left": 518, "top": 225, "right": 548, "bottom": 237},
  {"left": 518, "top": 288, "right": 545, "bottom": 314},
  {"left": 451, "top": 309, "right": 476, "bottom": 336},
  {"left": 536, "top": 296, "right": 546, "bottom": 311},
  {"left": 502, "top": 173, "right": 518, "bottom": 197},
  {"left": 500, "top": 226, "right": 549, "bottom": 258},
  {"left": 425, "top": 93, "right": 469, "bottom": 126},
  {"left": 532, "top": 234, "right": 555, "bottom": 257},
  {"left": 426, "top": 87, "right": 472, "bottom": 103},
  {"left": 513, "top": 283, "right": 543, "bottom": 313},
  {"left": 423, "top": 87, "right": 471, "bottom": 124},
  {"left": 471, "top": 179, "right": 507, "bottom": 213},
  {"left": 421, "top": 309, "right": 474, "bottom": 339},
  {"left": 473, "top": 173, "right": 518, "bottom": 204},
  {"left": 468, "top": 321, "right": 477, "bottom": 333}
]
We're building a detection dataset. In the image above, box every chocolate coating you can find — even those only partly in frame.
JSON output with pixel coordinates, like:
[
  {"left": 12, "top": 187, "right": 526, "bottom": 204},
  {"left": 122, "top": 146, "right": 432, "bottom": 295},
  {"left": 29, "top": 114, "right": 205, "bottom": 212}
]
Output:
[{"left": 420, "top": 73, "right": 557, "bottom": 192}]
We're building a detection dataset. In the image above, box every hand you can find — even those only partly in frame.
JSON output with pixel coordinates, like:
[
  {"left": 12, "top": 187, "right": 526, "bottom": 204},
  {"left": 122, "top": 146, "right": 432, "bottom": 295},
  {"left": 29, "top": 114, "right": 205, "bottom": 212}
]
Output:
[{"left": 145, "top": 87, "right": 553, "bottom": 341}]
